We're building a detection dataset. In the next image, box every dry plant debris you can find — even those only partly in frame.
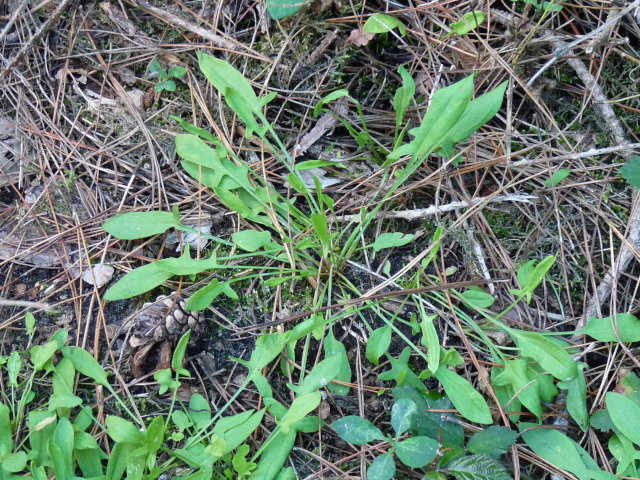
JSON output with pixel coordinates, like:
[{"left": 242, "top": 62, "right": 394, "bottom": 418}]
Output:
[{"left": 1, "top": 1, "right": 640, "bottom": 479}]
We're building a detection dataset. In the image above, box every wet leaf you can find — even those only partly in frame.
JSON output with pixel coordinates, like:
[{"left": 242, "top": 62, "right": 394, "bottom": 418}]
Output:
[
  {"left": 331, "top": 416, "right": 385, "bottom": 444},
  {"left": 395, "top": 436, "right": 439, "bottom": 468},
  {"left": 391, "top": 398, "right": 417, "bottom": 436},
  {"left": 368, "top": 453, "right": 396, "bottom": 480}
]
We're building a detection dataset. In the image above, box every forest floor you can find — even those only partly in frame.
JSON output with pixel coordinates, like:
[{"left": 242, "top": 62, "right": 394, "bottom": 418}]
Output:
[{"left": 1, "top": 1, "right": 640, "bottom": 479}]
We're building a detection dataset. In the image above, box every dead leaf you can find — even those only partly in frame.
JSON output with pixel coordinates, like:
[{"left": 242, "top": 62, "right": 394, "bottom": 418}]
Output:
[
  {"left": 285, "top": 168, "right": 341, "bottom": 190},
  {"left": 295, "top": 97, "right": 349, "bottom": 156},
  {"left": 347, "top": 28, "right": 374, "bottom": 47},
  {"left": 166, "top": 224, "right": 212, "bottom": 252},
  {"left": 124, "top": 89, "right": 147, "bottom": 111},
  {"left": 81, "top": 264, "right": 115, "bottom": 287}
]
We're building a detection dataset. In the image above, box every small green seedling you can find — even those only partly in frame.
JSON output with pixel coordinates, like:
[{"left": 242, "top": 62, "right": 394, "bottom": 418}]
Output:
[
  {"left": 149, "top": 58, "right": 186, "bottom": 93},
  {"left": 444, "top": 11, "right": 486, "bottom": 39}
]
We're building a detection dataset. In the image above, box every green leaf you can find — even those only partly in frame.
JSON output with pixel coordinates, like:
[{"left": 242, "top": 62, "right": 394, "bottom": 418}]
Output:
[
  {"left": 251, "top": 430, "right": 296, "bottom": 480},
  {"left": 620, "top": 156, "right": 640, "bottom": 189},
  {"left": 232, "top": 230, "right": 272, "bottom": 252},
  {"left": 172, "top": 410, "right": 192, "bottom": 431},
  {"left": 606, "top": 392, "right": 640, "bottom": 446},
  {"left": 313, "top": 89, "right": 355, "bottom": 118},
  {"left": 7, "top": 351, "right": 21, "bottom": 387},
  {"left": 220, "top": 410, "right": 265, "bottom": 454},
  {"left": 106, "top": 415, "right": 143, "bottom": 444},
  {"left": 544, "top": 169, "right": 571, "bottom": 188},
  {"left": 156, "top": 250, "right": 219, "bottom": 276},
  {"left": 608, "top": 434, "right": 640, "bottom": 477},
  {"left": 103, "top": 262, "right": 173, "bottom": 301},
  {"left": 1, "top": 451, "right": 27, "bottom": 472},
  {"left": 266, "top": 0, "right": 304, "bottom": 20},
  {"left": 144, "top": 415, "right": 165, "bottom": 454},
  {"left": 435, "top": 80, "right": 508, "bottom": 158},
  {"left": 103, "top": 211, "right": 181, "bottom": 240},
  {"left": 521, "top": 428, "right": 590, "bottom": 478},
  {"left": 492, "top": 358, "right": 542, "bottom": 420},
  {"left": 106, "top": 442, "right": 128, "bottom": 480},
  {"left": 187, "top": 393, "right": 211, "bottom": 430},
  {"left": 467, "top": 426, "right": 518, "bottom": 457},
  {"left": 323, "top": 329, "right": 351, "bottom": 395},
  {"left": 25, "top": 312, "right": 36, "bottom": 336},
  {"left": 369, "top": 232, "right": 415, "bottom": 251},
  {"left": 186, "top": 279, "right": 238, "bottom": 311},
  {"left": 295, "top": 160, "right": 344, "bottom": 170},
  {"left": 0, "top": 402, "right": 11, "bottom": 452},
  {"left": 511, "top": 255, "right": 555, "bottom": 302},
  {"left": 420, "top": 314, "right": 441, "bottom": 374},
  {"left": 393, "top": 65, "right": 416, "bottom": 130},
  {"left": 366, "top": 326, "right": 392, "bottom": 366},
  {"left": 246, "top": 333, "right": 286, "bottom": 372},
  {"left": 61, "top": 346, "right": 109, "bottom": 387},
  {"left": 391, "top": 398, "right": 417, "bottom": 437},
  {"left": 50, "top": 358, "right": 82, "bottom": 412},
  {"left": 172, "top": 330, "right": 191, "bottom": 375},
  {"left": 619, "top": 370, "right": 640, "bottom": 405},
  {"left": 170, "top": 117, "right": 218, "bottom": 142},
  {"left": 542, "top": 1, "right": 563, "bottom": 12},
  {"left": 379, "top": 347, "right": 425, "bottom": 391},
  {"left": 512, "top": 330, "right": 577, "bottom": 380},
  {"left": 459, "top": 287, "right": 494, "bottom": 308},
  {"left": 368, "top": 453, "right": 396, "bottom": 480},
  {"left": 31, "top": 329, "right": 67, "bottom": 370},
  {"left": 443, "top": 454, "right": 512, "bottom": 480},
  {"left": 450, "top": 11, "right": 486, "bottom": 36},
  {"left": 287, "top": 173, "right": 309, "bottom": 194},
  {"left": 395, "top": 436, "right": 439, "bottom": 468},
  {"left": 198, "top": 53, "right": 259, "bottom": 111},
  {"left": 157, "top": 79, "right": 177, "bottom": 92},
  {"left": 590, "top": 409, "right": 614, "bottom": 432},
  {"left": 295, "top": 354, "right": 343, "bottom": 395},
  {"left": 388, "top": 75, "right": 474, "bottom": 160},
  {"left": 168, "top": 66, "right": 186, "bottom": 78},
  {"left": 154, "top": 368, "right": 177, "bottom": 395},
  {"left": 363, "top": 13, "right": 406, "bottom": 35},
  {"left": 310, "top": 213, "right": 330, "bottom": 252},
  {"left": 434, "top": 366, "right": 492, "bottom": 424},
  {"left": 580, "top": 313, "right": 640, "bottom": 342},
  {"left": 149, "top": 59, "right": 163, "bottom": 74},
  {"left": 331, "top": 416, "right": 385, "bottom": 444},
  {"left": 393, "top": 386, "right": 464, "bottom": 447},
  {"left": 557, "top": 363, "right": 588, "bottom": 431},
  {"left": 279, "top": 392, "right": 321, "bottom": 434}
]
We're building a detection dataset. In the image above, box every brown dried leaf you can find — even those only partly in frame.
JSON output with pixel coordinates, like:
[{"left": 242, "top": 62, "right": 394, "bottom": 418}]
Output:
[{"left": 347, "top": 28, "right": 374, "bottom": 47}]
